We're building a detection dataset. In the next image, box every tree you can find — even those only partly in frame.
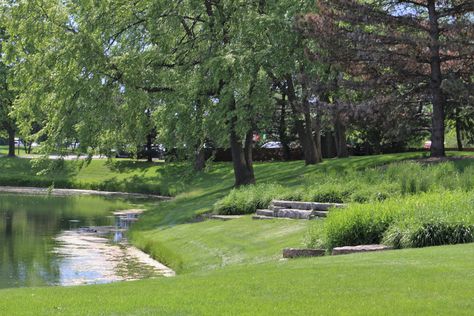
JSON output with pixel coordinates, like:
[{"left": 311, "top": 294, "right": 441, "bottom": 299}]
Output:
[
  {"left": 8, "top": 0, "right": 319, "bottom": 186},
  {"left": 444, "top": 74, "right": 474, "bottom": 150},
  {"left": 0, "top": 14, "right": 16, "bottom": 157},
  {"left": 301, "top": 0, "right": 474, "bottom": 157}
]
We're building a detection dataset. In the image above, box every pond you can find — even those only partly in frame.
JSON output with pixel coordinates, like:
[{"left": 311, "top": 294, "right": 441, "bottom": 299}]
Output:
[{"left": 0, "top": 193, "right": 171, "bottom": 289}]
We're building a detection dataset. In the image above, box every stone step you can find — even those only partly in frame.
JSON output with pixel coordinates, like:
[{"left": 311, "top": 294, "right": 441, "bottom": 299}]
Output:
[
  {"left": 332, "top": 244, "right": 393, "bottom": 256},
  {"left": 256, "top": 209, "right": 275, "bottom": 217},
  {"left": 255, "top": 209, "right": 328, "bottom": 220},
  {"left": 252, "top": 215, "right": 288, "bottom": 220},
  {"left": 271, "top": 200, "right": 345, "bottom": 211},
  {"left": 209, "top": 215, "right": 243, "bottom": 221},
  {"left": 310, "top": 211, "right": 328, "bottom": 218},
  {"left": 274, "top": 209, "right": 312, "bottom": 219}
]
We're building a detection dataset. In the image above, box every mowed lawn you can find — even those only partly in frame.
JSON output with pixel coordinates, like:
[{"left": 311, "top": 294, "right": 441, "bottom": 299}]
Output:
[{"left": 0, "top": 244, "right": 473, "bottom": 315}]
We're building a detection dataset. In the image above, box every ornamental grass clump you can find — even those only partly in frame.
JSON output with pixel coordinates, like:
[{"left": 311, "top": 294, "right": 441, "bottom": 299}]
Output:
[
  {"left": 321, "top": 191, "right": 474, "bottom": 250},
  {"left": 213, "top": 183, "right": 303, "bottom": 215},
  {"left": 383, "top": 222, "right": 474, "bottom": 249}
]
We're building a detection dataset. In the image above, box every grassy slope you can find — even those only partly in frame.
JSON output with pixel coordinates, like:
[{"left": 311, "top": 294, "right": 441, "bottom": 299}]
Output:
[
  {"left": 0, "top": 244, "right": 473, "bottom": 315},
  {"left": 131, "top": 216, "right": 312, "bottom": 273},
  {"left": 129, "top": 151, "right": 474, "bottom": 272},
  {"left": 0, "top": 151, "right": 471, "bottom": 273}
]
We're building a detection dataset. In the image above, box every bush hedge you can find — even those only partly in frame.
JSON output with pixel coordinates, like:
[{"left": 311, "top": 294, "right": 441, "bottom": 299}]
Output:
[{"left": 321, "top": 192, "right": 474, "bottom": 249}]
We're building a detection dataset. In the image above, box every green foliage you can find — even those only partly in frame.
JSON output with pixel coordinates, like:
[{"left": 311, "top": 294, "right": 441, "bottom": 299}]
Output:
[
  {"left": 304, "top": 221, "right": 325, "bottom": 249},
  {"left": 322, "top": 192, "right": 474, "bottom": 250},
  {"left": 215, "top": 159, "right": 474, "bottom": 215},
  {"left": 5, "top": 0, "right": 316, "bottom": 177},
  {"left": 304, "top": 184, "right": 352, "bottom": 203},
  {"left": 213, "top": 183, "right": 303, "bottom": 215},
  {"left": 383, "top": 222, "right": 474, "bottom": 249},
  {"left": 323, "top": 203, "right": 393, "bottom": 249}
]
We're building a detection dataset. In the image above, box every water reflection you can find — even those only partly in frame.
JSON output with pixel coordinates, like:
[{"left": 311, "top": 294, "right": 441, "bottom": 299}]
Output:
[{"left": 0, "top": 194, "right": 165, "bottom": 288}]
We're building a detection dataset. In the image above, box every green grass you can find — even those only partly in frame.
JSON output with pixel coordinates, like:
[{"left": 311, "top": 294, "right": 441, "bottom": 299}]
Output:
[
  {"left": 322, "top": 191, "right": 474, "bottom": 249},
  {"left": 0, "top": 244, "right": 473, "bottom": 315},
  {"left": 1, "top": 150, "right": 470, "bottom": 195},
  {"left": 130, "top": 216, "right": 311, "bottom": 273},
  {"left": 2, "top": 152, "right": 474, "bottom": 315},
  {"left": 0, "top": 145, "right": 31, "bottom": 156},
  {"left": 0, "top": 158, "right": 195, "bottom": 195},
  {"left": 214, "top": 156, "right": 474, "bottom": 215}
]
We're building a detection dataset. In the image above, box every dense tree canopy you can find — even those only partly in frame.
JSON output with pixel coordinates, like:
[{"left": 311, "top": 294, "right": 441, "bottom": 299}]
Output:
[
  {"left": 1, "top": 0, "right": 473, "bottom": 185},
  {"left": 300, "top": 0, "right": 474, "bottom": 157}
]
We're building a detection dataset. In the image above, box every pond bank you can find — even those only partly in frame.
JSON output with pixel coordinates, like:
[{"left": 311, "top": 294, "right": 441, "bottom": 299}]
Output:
[
  {"left": 0, "top": 186, "right": 172, "bottom": 200},
  {"left": 0, "top": 193, "right": 175, "bottom": 288},
  {"left": 54, "top": 229, "right": 175, "bottom": 285}
]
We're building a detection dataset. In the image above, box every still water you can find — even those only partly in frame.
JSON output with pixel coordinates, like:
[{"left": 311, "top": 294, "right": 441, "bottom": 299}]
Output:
[{"left": 0, "top": 193, "right": 166, "bottom": 289}]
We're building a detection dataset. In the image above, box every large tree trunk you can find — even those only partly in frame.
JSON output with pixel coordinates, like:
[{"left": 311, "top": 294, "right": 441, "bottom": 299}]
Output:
[
  {"left": 194, "top": 145, "right": 206, "bottom": 172},
  {"left": 428, "top": 1, "right": 446, "bottom": 157},
  {"left": 243, "top": 130, "right": 255, "bottom": 180},
  {"left": 334, "top": 118, "right": 349, "bottom": 158},
  {"left": 228, "top": 97, "right": 255, "bottom": 187},
  {"left": 455, "top": 113, "right": 463, "bottom": 151},
  {"left": 302, "top": 104, "right": 321, "bottom": 164},
  {"left": 322, "top": 132, "right": 337, "bottom": 158},
  {"left": 229, "top": 130, "right": 255, "bottom": 187},
  {"left": 7, "top": 128, "right": 15, "bottom": 157},
  {"left": 145, "top": 132, "right": 153, "bottom": 162},
  {"left": 286, "top": 76, "right": 320, "bottom": 165},
  {"left": 278, "top": 95, "right": 291, "bottom": 161},
  {"left": 313, "top": 115, "right": 323, "bottom": 162}
]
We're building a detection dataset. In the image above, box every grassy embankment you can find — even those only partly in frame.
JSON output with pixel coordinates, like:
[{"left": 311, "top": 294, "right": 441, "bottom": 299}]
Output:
[
  {"left": 1, "top": 151, "right": 474, "bottom": 315},
  {"left": 0, "top": 152, "right": 425, "bottom": 270},
  {"left": 0, "top": 244, "right": 473, "bottom": 315},
  {"left": 1, "top": 151, "right": 473, "bottom": 273}
]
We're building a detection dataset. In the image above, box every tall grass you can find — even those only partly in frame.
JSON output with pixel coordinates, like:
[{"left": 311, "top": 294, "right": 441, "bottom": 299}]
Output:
[
  {"left": 321, "top": 192, "right": 474, "bottom": 249},
  {"left": 214, "top": 161, "right": 474, "bottom": 215},
  {"left": 213, "top": 183, "right": 304, "bottom": 215}
]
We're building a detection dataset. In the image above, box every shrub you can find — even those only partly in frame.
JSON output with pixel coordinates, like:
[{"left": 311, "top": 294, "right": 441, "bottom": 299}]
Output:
[
  {"left": 349, "top": 185, "right": 394, "bottom": 203},
  {"left": 304, "top": 221, "right": 325, "bottom": 249},
  {"left": 383, "top": 222, "right": 474, "bottom": 248},
  {"left": 213, "top": 183, "right": 296, "bottom": 215},
  {"left": 322, "top": 192, "right": 474, "bottom": 249},
  {"left": 304, "top": 184, "right": 353, "bottom": 203},
  {"left": 323, "top": 204, "right": 394, "bottom": 249},
  {"left": 214, "top": 160, "right": 474, "bottom": 217}
]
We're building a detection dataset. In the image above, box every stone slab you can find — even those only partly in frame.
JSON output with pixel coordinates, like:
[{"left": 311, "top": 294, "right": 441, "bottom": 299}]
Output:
[
  {"left": 332, "top": 244, "right": 393, "bottom": 255},
  {"left": 271, "top": 200, "right": 345, "bottom": 211},
  {"left": 310, "top": 211, "right": 328, "bottom": 218},
  {"left": 252, "top": 215, "right": 291, "bottom": 220},
  {"left": 209, "top": 215, "right": 243, "bottom": 221},
  {"left": 283, "top": 248, "right": 326, "bottom": 259},
  {"left": 256, "top": 209, "right": 275, "bottom": 217},
  {"left": 275, "top": 209, "right": 312, "bottom": 219}
]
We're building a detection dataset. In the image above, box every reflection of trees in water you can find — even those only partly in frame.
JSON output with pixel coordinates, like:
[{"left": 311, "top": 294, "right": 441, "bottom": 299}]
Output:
[
  {"left": 0, "top": 194, "right": 129, "bottom": 288},
  {"left": 0, "top": 208, "right": 60, "bottom": 288}
]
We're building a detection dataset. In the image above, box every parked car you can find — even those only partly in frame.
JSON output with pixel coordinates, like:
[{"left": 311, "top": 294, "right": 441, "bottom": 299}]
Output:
[{"left": 261, "top": 141, "right": 282, "bottom": 149}]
